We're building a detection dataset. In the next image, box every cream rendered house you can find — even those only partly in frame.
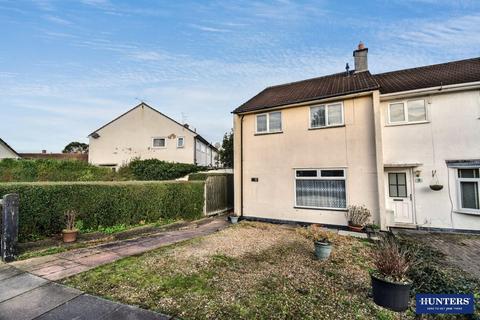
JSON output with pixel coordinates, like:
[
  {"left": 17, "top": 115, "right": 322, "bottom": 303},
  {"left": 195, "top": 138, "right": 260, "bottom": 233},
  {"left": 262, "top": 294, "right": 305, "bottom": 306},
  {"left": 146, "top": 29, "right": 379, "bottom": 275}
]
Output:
[
  {"left": 88, "top": 103, "right": 218, "bottom": 169},
  {"left": 0, "top": 138, "right": 20, "bottom": 159},
  {"left": 233, "top": 43, "right": 480, "bottom": 232}
]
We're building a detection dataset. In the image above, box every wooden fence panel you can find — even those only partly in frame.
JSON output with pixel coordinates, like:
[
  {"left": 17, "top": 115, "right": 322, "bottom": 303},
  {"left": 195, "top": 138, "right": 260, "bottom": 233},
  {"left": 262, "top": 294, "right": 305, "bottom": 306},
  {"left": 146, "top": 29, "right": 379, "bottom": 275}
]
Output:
[{"left": 204, "top": 174, "right": 233, "bottom": 215}]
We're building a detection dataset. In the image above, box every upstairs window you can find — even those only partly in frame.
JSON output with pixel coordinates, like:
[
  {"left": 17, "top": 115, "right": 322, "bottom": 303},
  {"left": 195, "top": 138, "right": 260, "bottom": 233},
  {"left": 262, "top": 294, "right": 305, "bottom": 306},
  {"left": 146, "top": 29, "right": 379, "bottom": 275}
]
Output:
[
  {"left": 457, "top": 168, "right": 479, "bottom": 211},
  {"left": 152, "top": 137, "right": 166, "bottom": 148},
  {"left": 388, "top": 99, "right": 427, "bottom": 124},
  {"left": 177, "top": 137, "right": 184, "bottom": 148},
  {"left": 256, "top": 111, "right": 282, "bottom": 134},
  {"left": 310, "top": 102, "right": 344, "bottom": 128}
]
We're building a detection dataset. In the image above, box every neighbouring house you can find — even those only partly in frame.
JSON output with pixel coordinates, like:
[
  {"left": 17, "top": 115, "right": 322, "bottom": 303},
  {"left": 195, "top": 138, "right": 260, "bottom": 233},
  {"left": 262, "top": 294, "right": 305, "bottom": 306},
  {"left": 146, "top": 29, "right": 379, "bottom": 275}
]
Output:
[
  {"left": 88, "top": 102, "right": 218, "bottom": 169},
  {"left": 233, "top": 43, "right": 480, "bottom": 232},
  {"left": 0, "top": 138, "right": 20, "bottom": 159}
]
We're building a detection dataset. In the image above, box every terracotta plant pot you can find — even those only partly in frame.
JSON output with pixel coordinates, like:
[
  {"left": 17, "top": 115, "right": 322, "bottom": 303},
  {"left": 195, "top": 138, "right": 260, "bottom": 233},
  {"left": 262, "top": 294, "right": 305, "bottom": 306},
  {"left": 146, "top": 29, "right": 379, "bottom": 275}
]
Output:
[
  {"left": 348, "top": 222, "right": 364, "bottom": 232},
  {"left": 371, "top": 273, "right": 411, "bottom": 312},
  {"left": 62, "top": 229, "right": 78, "bottom": 243}
]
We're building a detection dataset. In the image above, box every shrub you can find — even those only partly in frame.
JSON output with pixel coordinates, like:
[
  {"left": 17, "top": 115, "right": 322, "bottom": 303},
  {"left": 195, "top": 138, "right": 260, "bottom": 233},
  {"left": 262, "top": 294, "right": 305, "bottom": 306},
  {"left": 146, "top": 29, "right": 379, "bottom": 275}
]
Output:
[
  {"left": 0, "top": 159, "right": 115, "bottom": 182},
  {"left": 371, "top": 235, "right": 414, "bottom": 284},
  {"left": 399, "top": 237, "right": 480, "bottom": 295},
  {"left": 0, "top": 181, "right": 204, "bottom": 241},
  {"left": 120, "top": 159, "right": 206, "bottom": 181},
  {"left": 298, "top": 224, "right": 332, "bottom": 243},
  {"left": 345, "top": 205, "right": 371, "bottom": 227}
]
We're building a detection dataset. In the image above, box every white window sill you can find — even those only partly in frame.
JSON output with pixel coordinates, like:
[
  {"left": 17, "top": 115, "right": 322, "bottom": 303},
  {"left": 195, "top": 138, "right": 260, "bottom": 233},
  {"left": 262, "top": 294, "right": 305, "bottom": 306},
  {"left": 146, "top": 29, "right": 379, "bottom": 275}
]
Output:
[
  {"left": 308, "top": 124, "right": 345, "bottom": 130},
  {"left": 254, "top": 131, "right": 283, "bottom": 136},
  {"left": 385, "top": 120, "right": 429, "bottom": 127},
  {"left": 454, "top": 209, "right": 480, "bottom": 216},
  {"left": 294, "top": 206, "right": 347, "bottom": 212}
]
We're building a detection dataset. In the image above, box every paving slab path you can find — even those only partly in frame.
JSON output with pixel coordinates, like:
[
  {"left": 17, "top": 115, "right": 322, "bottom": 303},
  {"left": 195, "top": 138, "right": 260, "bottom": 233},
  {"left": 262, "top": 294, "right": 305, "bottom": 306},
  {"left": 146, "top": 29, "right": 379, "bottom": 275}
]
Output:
[
  {"left": 11, "top": 216, "right": 229, "bottom": 281},
  {"left": 0, "top": 216, "right": 229, "bottom": 320},
  {"left": 0, "top": 264, "right": 171, "bottom": 320}
]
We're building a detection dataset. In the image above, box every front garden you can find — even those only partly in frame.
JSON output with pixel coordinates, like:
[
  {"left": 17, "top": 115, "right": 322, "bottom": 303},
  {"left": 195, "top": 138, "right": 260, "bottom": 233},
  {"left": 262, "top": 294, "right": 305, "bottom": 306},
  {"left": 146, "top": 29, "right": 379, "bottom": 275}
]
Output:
[{"left": 61, "top": 222, "right": 480, "bottom": 319}]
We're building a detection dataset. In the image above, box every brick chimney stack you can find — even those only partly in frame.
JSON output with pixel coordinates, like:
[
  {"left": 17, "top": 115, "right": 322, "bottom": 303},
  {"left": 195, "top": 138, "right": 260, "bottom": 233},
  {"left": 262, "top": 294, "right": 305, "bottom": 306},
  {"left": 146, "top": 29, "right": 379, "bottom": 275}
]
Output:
[{"left": 353, "top": 42, "right": 368, "bottom": 72}]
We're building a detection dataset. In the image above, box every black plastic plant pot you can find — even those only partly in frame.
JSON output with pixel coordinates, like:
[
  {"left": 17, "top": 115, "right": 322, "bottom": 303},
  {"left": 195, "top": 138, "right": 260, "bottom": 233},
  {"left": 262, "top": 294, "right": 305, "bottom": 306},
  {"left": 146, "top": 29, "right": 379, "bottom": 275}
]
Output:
[
  {"left": 429, "top": 184, "right": 443, "bottom": 191},
  {"left": 371, "top": 273, "right": 411, "bottom": 312}
]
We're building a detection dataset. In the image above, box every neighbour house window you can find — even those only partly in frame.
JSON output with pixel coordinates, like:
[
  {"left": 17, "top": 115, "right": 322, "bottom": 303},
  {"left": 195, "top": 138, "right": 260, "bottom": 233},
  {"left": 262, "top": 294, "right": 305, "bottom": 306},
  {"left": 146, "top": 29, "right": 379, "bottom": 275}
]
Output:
[
  {"left": 457, "top": 168, "right": 480, "bottom": 211},
  {"left": 388, "top": 99, "right": 427, "bottom": 124},
  {"left": 388, "top": 173, "right": 407, "bottom": 198},
  {"left": 310, "top": 103, "right": 344, "bottom": 128},
  {"left": 177, "top": 137, "right": 184, "bottom": 148},
  {"left": 256, "top": 112, "right": 282, "bottom": 133},
  {"left": 295, "top": 169, "right": 347, "bottom": 210},
  {"left": 152, "top": 138, "right": 166, "bottom": 148}
]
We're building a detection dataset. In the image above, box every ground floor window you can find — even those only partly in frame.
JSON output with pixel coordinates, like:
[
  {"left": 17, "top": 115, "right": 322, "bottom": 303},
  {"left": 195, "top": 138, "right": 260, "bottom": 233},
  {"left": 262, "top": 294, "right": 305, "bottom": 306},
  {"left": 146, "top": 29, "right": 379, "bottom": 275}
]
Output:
[
  {"left": 295, "top": 169, "right": 346, "bottom": 209},
  {"left": 457, "top": 168, "right": 480, "bottom": 211}
]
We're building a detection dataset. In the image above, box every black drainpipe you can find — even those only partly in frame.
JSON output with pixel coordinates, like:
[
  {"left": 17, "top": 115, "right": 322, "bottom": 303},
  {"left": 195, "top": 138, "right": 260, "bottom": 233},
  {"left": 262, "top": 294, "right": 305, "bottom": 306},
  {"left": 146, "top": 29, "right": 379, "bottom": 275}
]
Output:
[{"left": 240, "top": 115, "right": 245, "bottom": 217}]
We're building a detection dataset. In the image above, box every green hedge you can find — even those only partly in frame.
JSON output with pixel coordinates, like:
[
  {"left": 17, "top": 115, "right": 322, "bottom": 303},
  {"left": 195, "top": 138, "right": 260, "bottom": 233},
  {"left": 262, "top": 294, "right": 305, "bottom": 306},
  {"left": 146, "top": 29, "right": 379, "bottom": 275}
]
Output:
[
  {"left": 0, "top": 181, "right": 205, "bottom": 242},
  {"left": 0, "top": 159, "right": 115, "bottom": 182},
  {"left": 119, "top": 159, "right": 206, "bottom": 181}
]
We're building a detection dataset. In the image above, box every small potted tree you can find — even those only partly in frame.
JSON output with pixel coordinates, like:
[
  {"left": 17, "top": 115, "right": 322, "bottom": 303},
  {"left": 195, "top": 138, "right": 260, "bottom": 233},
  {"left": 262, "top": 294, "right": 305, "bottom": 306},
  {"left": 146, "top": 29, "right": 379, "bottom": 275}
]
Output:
[
  {"left": 370, "top": 235, "right": 414, "bottom": 312},
  {"left": 62, "top": 210, "right": 79, "bottom": 243},
  {"left": 345, "top": 205, "right": 371, "bottom": 232},
  {"left": 299, "top": 224, "right": 333, "bottom": 260}
]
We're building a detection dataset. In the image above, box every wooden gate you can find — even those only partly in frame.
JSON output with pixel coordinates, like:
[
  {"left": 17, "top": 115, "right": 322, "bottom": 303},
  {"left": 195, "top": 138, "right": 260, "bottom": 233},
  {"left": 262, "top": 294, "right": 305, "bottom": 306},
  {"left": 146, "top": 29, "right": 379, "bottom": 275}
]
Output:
[{"left": 204, "top": 174, "right": 233, "bottom": 215}]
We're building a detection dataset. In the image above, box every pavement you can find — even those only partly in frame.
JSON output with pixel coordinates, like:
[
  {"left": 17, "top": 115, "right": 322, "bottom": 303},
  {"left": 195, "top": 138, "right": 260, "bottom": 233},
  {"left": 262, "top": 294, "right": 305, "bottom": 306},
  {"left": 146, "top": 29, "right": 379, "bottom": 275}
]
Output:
[
  {"left": 0, "top": 215, "right": 229, "bottom": 320},
  {"left": 11, "top": 216, "right": 229, "bottom": 281},
  {"left": 0, "top": 263, "right": 171, "bottom": 320}
]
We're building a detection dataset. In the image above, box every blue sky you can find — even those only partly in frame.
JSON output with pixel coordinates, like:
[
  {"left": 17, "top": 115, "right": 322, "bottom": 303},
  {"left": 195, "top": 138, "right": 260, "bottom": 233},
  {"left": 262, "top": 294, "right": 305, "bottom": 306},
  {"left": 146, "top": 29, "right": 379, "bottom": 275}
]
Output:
[{"left": 1, "top": 0, "right": 479, "bottom": 152}]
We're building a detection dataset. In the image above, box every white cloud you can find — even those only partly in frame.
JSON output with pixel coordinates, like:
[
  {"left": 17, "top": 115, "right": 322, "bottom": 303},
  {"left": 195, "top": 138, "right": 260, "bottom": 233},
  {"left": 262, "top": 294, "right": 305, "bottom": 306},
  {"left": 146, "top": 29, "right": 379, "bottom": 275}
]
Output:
[{"left": 44, "top": 15, "right": 71, "bottom": 25}]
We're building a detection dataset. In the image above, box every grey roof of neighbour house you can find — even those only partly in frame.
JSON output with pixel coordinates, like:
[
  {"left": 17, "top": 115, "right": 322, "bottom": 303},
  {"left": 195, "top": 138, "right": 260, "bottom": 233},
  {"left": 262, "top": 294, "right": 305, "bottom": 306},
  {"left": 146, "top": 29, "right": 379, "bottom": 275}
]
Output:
[
  {"left": 233, "top": 56, "right": 480, "bottom": 114},
  {"left": 375, "top": 57, "right": 480, "bottom": 94},
  {"left": 0, "top": 138, "right": 20, "bottom": 157},
  {"left": 89, "top": 102, "right": 218, "bottom": 152}
]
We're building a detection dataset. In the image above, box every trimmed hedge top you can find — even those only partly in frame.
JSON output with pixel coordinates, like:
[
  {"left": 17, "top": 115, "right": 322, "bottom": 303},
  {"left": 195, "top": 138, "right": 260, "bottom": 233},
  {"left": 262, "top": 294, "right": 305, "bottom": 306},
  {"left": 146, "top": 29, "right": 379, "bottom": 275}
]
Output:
[
  {"left": 0, "top": 158, "right": 115, "bottom": 182},
  {"left": 0, "top": 181, "right": 205, "bottom": 242}
]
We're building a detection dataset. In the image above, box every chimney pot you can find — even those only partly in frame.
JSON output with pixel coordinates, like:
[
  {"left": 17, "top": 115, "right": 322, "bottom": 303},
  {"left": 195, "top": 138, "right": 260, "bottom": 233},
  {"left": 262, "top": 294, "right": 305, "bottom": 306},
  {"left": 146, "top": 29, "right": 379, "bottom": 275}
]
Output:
[
  {"left": 358, "top": 41, "right": 365, "bottom": 50},
  {"left": 42, "top": 150, "right": 47, "bottom": 154}
]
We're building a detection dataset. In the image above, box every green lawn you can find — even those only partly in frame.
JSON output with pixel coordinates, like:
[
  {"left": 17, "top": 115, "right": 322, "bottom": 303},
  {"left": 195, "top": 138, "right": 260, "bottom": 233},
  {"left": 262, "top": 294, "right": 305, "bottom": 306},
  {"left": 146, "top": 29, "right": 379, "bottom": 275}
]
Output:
[{"left": 63, "top": 222, "right": 400, "bottom": 319}]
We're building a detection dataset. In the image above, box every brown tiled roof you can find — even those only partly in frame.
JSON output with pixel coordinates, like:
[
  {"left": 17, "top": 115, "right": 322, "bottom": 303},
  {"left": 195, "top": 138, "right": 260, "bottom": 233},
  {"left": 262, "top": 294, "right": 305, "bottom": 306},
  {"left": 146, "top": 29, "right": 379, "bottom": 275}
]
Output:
[
  {"left": 233, "top": 56, "right": 480, "bottom": 114},
  {"left": 233, "top": 71, "right": 379, "bottom": 113},
  {"left": 375, "top": 57, "right": 480, "bottom": 94}
]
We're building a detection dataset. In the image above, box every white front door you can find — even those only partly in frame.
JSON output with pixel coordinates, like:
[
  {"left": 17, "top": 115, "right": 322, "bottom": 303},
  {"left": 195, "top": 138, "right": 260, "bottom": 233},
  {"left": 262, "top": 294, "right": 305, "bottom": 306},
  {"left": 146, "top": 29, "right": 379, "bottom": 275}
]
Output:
[{"left": 385, "top": 170, "right": 414, "bottom": 224}]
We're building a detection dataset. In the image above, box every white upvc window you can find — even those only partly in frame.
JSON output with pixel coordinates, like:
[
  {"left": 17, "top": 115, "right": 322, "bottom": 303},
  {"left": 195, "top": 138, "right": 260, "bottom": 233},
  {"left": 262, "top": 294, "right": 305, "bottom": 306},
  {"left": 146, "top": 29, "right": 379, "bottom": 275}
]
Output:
[
  {"left": 310, "top": 102, "right": 344, "bottom": 128},
  {"left": 295, "top": 168, "right": 347, "bottom": 210},
  {"left": 388, "top": 99, "right": 427, "bottom": 124},
  {"left": 152, "top": 137, "right": 166, "bottom": 148},
  {"left": 457, "top": 168, "right": 480, "bottom": 212},
  {"left": 177, "top": 137, "right": 185, "bottom": 148},
  {"left": 256, "top": 111, "right": 282, "bottom": 134}
]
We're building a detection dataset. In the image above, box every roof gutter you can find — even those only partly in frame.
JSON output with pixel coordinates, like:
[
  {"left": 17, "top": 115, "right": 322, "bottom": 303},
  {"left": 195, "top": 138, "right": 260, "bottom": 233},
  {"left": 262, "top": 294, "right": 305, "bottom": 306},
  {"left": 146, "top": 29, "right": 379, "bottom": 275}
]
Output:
[
  {"left": 234, "top": 90, "right": 376, "bottom": 115},
  {"left": 380, "top": 81, "right": 480, "bottom": 101}
]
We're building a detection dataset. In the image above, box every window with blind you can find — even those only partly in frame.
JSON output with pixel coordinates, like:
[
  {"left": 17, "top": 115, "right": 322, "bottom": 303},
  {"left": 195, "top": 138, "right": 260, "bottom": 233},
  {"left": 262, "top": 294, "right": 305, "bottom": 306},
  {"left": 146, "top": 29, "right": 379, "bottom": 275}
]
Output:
[
  {"left": 310, "top": 102, "right": 344, "bottom": 128},
  {"left": 295, "top": 169, "right": 347, "bottom": 209},
  {"left": 457, "top": 168, "right": 480, "bottom": 211}
]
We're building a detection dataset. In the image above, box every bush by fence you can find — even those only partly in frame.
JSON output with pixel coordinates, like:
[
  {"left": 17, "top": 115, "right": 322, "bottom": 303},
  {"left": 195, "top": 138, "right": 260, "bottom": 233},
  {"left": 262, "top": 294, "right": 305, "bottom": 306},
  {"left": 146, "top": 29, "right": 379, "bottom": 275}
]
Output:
[
  {"left": 0, "top": 181, "right": 204, "bottom": 241},
  {"left": 0, "top": 159, "right": 115, "bottom": 182},
  {"left": 119, "top": 159, "right": 206, "bottom": 181}
]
